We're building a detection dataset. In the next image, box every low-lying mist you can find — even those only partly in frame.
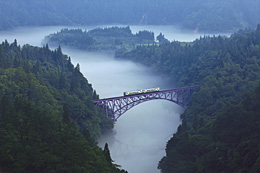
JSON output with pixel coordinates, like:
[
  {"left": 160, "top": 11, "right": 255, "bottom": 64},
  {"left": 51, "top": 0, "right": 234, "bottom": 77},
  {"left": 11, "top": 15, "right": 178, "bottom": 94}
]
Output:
[
  {"left": 0, "top": 25, "right": 209, "bottom": 173},
  {"left": 99, "top": 101, "right": 182, "bottom": 173},
  {"left": 65, "top": 48, "right": 183, "bottom": 173}
]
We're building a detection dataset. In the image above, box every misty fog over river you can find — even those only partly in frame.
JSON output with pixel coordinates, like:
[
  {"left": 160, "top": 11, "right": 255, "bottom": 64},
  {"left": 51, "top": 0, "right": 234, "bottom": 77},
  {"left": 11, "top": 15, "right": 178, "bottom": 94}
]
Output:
[
  {"left": 0, "top": 25, "right": 226, "bottom": 173},
  {"left": 64, "top": 49, "right": 183, "bottom": 173}
]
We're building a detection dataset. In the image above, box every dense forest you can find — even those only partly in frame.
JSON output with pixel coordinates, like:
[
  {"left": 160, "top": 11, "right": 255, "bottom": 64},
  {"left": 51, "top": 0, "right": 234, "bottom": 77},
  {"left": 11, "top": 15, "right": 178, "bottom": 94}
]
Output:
[
  {"left": 0, "top": 0, "right": 260, "bottom": 33},
  {"left": 1, "top": 1, "right": 260, "bottom": 172},
  {"left": 116, "top": 24, "right": 260, "bottom": 172},
  {"left": 0, "top": 41, "right": 126, "bottom": 172},
  {"left": 45, "top": 26, "right": 155, "bottom": 51}
]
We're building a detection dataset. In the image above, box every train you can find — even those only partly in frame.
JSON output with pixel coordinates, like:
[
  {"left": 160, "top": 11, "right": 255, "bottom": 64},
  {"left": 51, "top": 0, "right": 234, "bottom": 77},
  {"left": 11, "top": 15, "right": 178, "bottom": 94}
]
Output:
[{"left": 124, "top": 87, "right": 160, "bottom": 96}]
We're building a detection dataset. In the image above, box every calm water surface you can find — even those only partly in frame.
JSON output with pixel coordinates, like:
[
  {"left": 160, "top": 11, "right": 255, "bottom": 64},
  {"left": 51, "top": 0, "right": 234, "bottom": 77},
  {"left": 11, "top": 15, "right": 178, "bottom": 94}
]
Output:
[
  {"left": 0, "top": 25, "right": 224, "bottom": 173},
  {"left": 64, "top": 48, "right": 183, "bottom": 173}
]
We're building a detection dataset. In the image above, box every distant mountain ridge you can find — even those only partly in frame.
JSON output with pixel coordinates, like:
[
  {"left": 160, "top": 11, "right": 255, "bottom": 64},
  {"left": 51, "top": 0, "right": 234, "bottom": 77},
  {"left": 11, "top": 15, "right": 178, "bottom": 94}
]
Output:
[{"left": 0, "top": 0, "right": 260, "bottom": 32}]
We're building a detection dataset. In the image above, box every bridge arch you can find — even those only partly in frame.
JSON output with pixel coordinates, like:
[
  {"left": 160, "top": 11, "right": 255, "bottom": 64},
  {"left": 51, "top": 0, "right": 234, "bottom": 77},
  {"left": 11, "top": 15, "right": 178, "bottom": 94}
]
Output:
[{"left": 94, "top": 86, "right": 198, "bottom": 122}]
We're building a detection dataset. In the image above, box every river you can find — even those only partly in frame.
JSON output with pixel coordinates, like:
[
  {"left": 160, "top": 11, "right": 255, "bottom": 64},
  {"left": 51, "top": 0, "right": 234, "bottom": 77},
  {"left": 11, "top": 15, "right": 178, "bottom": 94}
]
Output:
[
  {"left": 64, "top": 48, "right": 183, "bottom": 173},
  {"left": 0, "top": 25, "right": 217, "bottom": 173}
]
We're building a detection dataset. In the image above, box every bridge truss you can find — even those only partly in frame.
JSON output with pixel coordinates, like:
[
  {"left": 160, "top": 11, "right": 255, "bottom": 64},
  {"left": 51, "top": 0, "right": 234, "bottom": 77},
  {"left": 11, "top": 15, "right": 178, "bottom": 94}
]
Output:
[{"left": 94, "top": 86, "right": 198, "bottom": 122}]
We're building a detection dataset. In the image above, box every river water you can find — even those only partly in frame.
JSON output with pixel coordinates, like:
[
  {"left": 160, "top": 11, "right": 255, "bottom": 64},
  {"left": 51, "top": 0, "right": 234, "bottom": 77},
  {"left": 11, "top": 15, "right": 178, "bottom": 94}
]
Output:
[
  {"left": 65, "top": 48, "right": 183, "bottom": 173},
  {"left": 0, "top": 25, "right": 219, "bottom": 173}
]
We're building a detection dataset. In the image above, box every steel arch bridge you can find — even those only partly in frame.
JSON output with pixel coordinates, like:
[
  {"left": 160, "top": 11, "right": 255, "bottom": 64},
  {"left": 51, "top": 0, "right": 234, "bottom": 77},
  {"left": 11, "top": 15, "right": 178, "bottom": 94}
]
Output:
[{"left": 94, "top": 86, "right": 198, "bottom": 122}]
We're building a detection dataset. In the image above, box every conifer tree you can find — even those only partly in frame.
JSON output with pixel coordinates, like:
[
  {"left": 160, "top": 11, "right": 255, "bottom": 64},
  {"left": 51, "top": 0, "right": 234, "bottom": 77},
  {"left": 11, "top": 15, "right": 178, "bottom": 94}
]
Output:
[
  {"left": 0, "top": 45, "right": 6, "bottom": 68},
  {"left": 63, "top": 103, "right": 71, "bottom": 124},
  {"left": 59, "top": 73, "right": 66, "bottom": 89},
  {"left": 103, "top": 143, "right": 113, "bottom": 165}
]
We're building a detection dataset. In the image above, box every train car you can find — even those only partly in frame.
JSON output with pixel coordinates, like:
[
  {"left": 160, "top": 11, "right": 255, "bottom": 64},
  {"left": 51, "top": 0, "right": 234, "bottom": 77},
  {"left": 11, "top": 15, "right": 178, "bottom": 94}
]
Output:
[{"left": 124, "top": 87, "right": 160, "bottom": 96}]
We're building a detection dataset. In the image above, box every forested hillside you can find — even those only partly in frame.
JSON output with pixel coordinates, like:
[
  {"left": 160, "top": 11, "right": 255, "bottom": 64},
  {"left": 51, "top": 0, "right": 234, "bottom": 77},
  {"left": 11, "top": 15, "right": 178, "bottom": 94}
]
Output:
[
  {"left": 44, "top": 27, "right": 155, "bottom": 51},
  {"left": 159, "top": 83, "right": 260, "bottom": 172},
  {"left": 0, "top": 0, "right": 260, "bottom": 33},
  {"left": 0, "top": 41, "right": 113, "bottom": 138},
  {"left": 116, "top": 24, "right": 260, "bottom": 172},
  {"left": 0, "top": 41, "right": 126, "bottom": 172}
]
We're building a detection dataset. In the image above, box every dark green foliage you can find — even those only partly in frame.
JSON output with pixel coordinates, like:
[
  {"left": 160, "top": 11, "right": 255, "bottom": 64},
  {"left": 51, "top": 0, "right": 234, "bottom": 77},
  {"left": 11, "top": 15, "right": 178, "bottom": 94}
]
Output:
[
  {"left": 158, "top": 83, "right": 260, "bottom": 173},
  {"left": 0, "top": 45, "right": 6, "bottom": 68},
  {"left": 103, "top": 143, "right": 113, "bottom": 164},
  {"left": 117, "top": 25, "right": 260, "bottom": 172},
  {"left": 103, "top": 143, "right": 128, "bottom": 173},
  {"left": 117, "top": 26, "right": 260, "bottom": 121},
  {"left": 46, "top": 29, "right": 94, "bottom": 50},
  {"left": 0, "top": 0, "right": 260, "bottom": 32},
  {"left": 0, "top": 96, "right": 126, "bottom": 173},
  {"left": 45, "top": 27, "right": 155, "bottom": 51},
  {"left": 0, "top": 41, "right": 127, "bottom": 172},
  {"left": 156, "top": 33, "right": 169, "bottom": 44},
  {"left": 136, "top": 30, "right": 154, "bottom": 42},
  {"left": 62, "top": 103, "right": 71, "bottom": 124},
  {"left": 88, "top": 26, "right": 132, "bottom": 37},
  {"left": 0, "top": 41, "right": 113, "bottom": 138}
]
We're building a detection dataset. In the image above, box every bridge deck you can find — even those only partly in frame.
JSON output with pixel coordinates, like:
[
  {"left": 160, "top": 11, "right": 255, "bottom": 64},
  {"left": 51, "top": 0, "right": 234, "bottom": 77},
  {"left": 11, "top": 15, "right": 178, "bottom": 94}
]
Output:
[
  {"left": 93, "top": 86, "right": 198, "bottom": 122},
  {"left": 94, "top": 86, "right": 198, "bottom": 102}
]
